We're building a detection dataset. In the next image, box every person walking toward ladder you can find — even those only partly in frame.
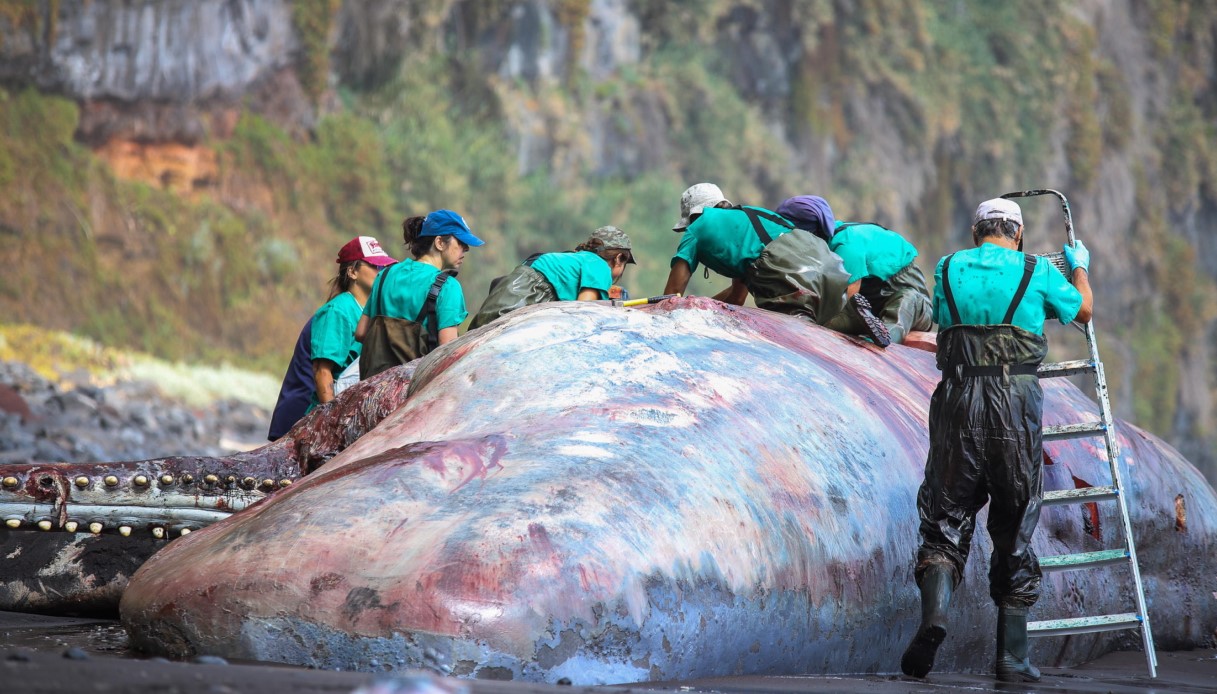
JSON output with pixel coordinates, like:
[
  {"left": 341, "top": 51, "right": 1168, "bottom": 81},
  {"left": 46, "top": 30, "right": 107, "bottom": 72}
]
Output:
[{"left": 902, "top": 197, "right": 1093, "bottom": 682}]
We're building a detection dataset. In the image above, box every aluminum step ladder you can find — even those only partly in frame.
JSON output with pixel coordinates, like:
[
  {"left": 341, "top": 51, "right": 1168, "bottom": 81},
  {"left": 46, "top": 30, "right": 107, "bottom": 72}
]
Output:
[{"left": 1002, "top": 189, "right": 1157, "bottom": 678}]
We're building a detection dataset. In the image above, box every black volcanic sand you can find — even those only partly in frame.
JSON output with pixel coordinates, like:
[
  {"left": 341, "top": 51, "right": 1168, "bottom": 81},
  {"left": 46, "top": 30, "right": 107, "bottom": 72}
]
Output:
[{"left": 1, "top": 611, "right": 1212, "bottom": 694}]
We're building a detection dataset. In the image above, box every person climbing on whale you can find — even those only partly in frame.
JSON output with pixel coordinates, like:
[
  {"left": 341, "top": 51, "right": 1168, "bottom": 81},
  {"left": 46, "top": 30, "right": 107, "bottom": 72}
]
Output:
[
  {"left": 662, "top": 183, "right": 890, "bottom": 346},
  {"left": 775, "top": 195, "right": 934, "bottom": 345}
]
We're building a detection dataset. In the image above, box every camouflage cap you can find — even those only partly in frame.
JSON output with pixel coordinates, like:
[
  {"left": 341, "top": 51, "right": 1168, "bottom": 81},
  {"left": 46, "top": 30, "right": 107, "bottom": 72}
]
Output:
[{"left": 589, "top": 225, "right": 635, "bottom": 264}]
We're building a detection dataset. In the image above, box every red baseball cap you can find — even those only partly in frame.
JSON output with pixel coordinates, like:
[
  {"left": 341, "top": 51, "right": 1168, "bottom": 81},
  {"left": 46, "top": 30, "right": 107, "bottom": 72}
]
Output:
[{"left": 336, "top": 236, "right": 398, "bottom": 266}]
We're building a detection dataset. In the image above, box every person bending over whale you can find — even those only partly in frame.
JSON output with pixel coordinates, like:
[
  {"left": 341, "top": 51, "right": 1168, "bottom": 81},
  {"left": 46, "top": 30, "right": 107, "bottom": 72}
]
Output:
[{"left": 469, "top": 226, "right": 635, "bottom": 330}]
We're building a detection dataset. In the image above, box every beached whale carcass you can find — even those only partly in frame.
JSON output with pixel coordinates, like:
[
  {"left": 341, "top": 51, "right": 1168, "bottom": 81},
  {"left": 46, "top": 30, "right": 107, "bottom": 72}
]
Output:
[{"left": 119, "top": 298, "right": 1217, "bottom": 683}]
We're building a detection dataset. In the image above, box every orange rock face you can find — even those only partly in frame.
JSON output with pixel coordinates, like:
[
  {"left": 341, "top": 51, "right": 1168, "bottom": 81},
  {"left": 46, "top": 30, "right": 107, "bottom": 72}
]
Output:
[{"left": 95, "top": 140, "right": 218, "bottom": 195}]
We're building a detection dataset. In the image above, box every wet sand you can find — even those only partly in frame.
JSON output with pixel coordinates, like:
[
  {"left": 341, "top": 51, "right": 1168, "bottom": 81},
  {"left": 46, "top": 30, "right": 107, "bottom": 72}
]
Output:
[{"left": 2, "top": 611, "right": 1212, "bottom": 693}]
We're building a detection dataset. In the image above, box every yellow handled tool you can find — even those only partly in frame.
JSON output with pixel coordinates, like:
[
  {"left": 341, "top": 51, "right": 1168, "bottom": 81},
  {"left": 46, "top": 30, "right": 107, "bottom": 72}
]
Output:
[{"left": 620, "top": 293, "right": 680, "bottom": 307}]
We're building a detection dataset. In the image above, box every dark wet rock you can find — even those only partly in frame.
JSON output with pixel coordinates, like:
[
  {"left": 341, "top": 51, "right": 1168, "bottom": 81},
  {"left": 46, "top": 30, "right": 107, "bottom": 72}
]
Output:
[
  {"left": 62, "top": 646, "right": 89, "bottom": 660},
  {"left": 0, "top": 360, "right": 268, "bottom": 463},
  {"left": 191, "top": 654, "right": 229, "bottom": 665},
  {"left": 5, "top": 649, "right": 31, "bottom": 661}
]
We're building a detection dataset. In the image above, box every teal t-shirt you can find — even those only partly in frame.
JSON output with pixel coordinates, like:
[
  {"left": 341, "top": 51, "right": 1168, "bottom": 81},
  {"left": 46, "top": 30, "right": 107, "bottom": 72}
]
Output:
[
  {"left": 933, "top": 243, "right": 1083, "bottom": 335},
  {"left": 310, "top": 292, "right": 363, "bottom": 371},
  {"left": 830, "top": 221, "right": 918, "bottom": 283},
  {"left": 671, "top": 206, "right": 793, "bottom": 279},
  {"left": 529, "top": 251, "right": 613, "bottom": 301},
  {"left": 363, "top": 258, "right": 467, "bottom": 332}
]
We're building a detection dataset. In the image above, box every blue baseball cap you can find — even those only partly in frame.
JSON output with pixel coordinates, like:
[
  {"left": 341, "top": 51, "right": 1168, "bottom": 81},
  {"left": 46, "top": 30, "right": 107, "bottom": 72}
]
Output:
[{"left": 419, "top": 210, "right": 485, "bottom": 247}]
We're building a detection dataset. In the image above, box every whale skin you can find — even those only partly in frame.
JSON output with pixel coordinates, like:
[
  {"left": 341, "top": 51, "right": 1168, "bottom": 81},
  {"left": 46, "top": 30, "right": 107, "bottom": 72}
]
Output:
[{"left": 117, "top": 297, "right": 1217, "bottom": 684}]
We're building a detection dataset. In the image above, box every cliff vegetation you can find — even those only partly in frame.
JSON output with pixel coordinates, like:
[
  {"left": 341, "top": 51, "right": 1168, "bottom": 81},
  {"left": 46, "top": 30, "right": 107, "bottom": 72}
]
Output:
[{"left": 0, "top": 0, "right": 1215, "bottom": 485}]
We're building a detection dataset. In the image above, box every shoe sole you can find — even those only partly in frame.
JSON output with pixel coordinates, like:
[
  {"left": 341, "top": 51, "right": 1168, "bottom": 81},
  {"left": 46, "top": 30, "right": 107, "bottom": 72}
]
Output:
[
  {"left": 851, "top": 294, "right": 892, "bottom": 347},
  {"left": 900, "top": 625, "right": 946, "bottom": 678}
]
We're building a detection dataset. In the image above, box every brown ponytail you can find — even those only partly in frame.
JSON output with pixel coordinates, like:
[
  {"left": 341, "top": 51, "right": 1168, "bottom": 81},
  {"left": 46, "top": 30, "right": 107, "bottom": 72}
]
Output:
[
  {"left": 402, "top": 216, "right": 430, "bottom": 259},
  {"left": 327, "top": 261, "right": 359, "bottom": 300}
]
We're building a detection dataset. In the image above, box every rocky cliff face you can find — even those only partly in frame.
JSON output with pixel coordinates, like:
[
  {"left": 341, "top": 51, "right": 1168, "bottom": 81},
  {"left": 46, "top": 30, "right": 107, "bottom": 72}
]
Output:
[{"left": 1, "top": 0, "right": 1214, "bottom": 484}]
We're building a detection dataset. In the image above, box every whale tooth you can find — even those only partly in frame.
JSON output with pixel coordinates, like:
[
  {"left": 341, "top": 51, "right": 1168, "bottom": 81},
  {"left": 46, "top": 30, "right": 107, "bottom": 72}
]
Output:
[
  {"left": 89, "top": 522, "right": 103, "bottom": 534},
  {"left": 160, "top": 474, "right": 175, "bottom": 485},
  {"left": 225, "top": 475, "right": 237, "bottom": 486},
  {"left": 261, "top": 478, "right": 276, "bottom": 490},
  {"left": 5, "top": 518, "right": 20, "bottom": 528},
  {"left": 133, "top": 475, "right": 149, "bottom": 487},
  {"left": 74, "top": 476, "right": 90, "bottom": 488},
  {"left": 180, "top": 528, "right": 192, "bottom": 536},
  {"left": 2, "top": 476, "right": 18, "bottom": 489},
  {"left": 152, "top": 527, "right": 165, "bottom": 539},
  {"left": 242, "top": 477, "right": 257, "bottom": 489},
  {"left": 279, "top": 479, "right": 292, "bottom": 488},
  {"left": 104, "top": 476, "right": 119, "bottom": 487},
  {"left": 64, "top": 521, "right": 79, "bottom": 533},
  {"left": 118, "top": 526, "right": 132, "bottom": 537},
  {"left": 203, "top": 474, "right": 219, "bottom": 485},
  {"left": 181, "top": 473, "right": 194, "bottom": 484},
  {"left": 37, "top": 520, "right": 52, "bottom": 531}
]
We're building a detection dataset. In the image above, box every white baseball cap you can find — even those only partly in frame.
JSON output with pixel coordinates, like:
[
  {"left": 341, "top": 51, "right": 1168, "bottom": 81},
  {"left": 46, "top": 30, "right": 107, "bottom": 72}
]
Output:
[
  {"left": 973, "top": 198, "right": 1023, "bottom": 226},
  {"left": 673, "top": 183, "right": 730, "bottom": 231}
]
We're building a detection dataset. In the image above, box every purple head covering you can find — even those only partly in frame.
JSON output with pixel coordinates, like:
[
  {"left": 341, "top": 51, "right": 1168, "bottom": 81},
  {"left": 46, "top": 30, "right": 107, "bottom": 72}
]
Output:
[{"left": 775, "top": 195, "right": 836, "bottom": 243}]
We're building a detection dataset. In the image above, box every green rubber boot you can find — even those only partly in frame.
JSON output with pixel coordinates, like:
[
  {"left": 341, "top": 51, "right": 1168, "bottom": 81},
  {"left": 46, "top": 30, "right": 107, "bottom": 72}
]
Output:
[
  {"left": 900, "top": 565, "right": 953, "bottom": 677},
  {"left": 995, "top": 606, "right": 1042, "bottom": 682}
]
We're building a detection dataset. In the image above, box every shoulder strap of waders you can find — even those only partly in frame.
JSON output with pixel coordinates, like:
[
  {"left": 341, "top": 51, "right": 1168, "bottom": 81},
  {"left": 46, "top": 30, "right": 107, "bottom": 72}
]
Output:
[
  {"left": 740, "top": 206, "right": 794, "bottom": 246},
  {"left": 941, "top": 253, "right": 962, "bottom": 326},
  {"left": 835, "top": 221, "right": 892, "bottom": 232},
  {"left": 418, "top": 271, "right": 453, "bottom": 352},
  {"left": 1001, "top": 253, "right": 1038, "bottom": 325}
]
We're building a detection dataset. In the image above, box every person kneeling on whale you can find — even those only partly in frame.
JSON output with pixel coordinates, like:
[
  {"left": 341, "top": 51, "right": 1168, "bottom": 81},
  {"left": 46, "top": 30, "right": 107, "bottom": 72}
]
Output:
[
  {"left": 775, "top": 195, "right": 933, "bottom": 345},
  {"left": 662, "top": 183, "right": 890, "bottom": 346}
]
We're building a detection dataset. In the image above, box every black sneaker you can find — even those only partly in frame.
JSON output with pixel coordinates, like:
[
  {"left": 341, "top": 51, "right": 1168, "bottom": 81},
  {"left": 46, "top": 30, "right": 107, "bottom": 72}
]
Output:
[{"left": 852, "top": 294, "right": 891, "bottom": 347}]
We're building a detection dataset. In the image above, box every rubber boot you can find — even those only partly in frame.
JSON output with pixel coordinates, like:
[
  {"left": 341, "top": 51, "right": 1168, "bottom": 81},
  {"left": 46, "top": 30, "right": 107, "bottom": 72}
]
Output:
[
  {"left": 850, "top": 294, "right": 891, "bottom": 347},
  {"left": 995, "top": 606, "right": 1041, "bottom": 682},
  {"left": 900, "top": 565, "right": 953, "bottom": 677}
]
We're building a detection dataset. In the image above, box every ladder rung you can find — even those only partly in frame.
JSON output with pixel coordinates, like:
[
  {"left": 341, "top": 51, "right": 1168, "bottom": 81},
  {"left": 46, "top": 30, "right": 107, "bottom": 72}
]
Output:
[
  {"left": 1040, "top": 548, "right": 1129, "bottom": 572},
  {"left": 1037, "top": 360, "right": 1096, "bottom": 378},
  {"left": 1044, "top": 421, "right": 1106, "bottom": 440},
  {"left": 1043, "top": 486, "right": 1119, "bottom": 506},
  {"left": 1029, "top": 613, "right": 1143, "bottom": 637}
]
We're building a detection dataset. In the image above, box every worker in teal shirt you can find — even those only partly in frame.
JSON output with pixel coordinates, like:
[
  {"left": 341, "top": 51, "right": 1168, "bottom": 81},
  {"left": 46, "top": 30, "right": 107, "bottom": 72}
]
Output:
[
  {"left": 469, "top": 226, "right": 635, "bottom": 330},
  {"left": 356, "top": 210, "right": 483, "bottom": 379},
  {"left": 776, "top": 195, "right": 933, "bottom": 345},
  {"left": 663, "top": 184, "right": 889, "bottom": 345},
  {"left": 902, "top": 198, "right": 1093, "bottom": 683},
  {"left": 310, "top": 236, "right": 398, "bottom": 409}
]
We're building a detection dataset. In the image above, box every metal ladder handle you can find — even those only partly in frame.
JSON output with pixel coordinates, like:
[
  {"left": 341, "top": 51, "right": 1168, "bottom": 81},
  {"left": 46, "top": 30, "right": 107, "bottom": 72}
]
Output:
[{"left": 1000, "top": 188, "right": 1077, "bottom": 247}]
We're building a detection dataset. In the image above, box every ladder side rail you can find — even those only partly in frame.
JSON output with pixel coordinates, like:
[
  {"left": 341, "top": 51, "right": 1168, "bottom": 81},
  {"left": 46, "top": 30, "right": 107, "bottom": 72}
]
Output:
[
  {"left": 1086, "top": 321, "right": 1157, "bottom": 674},
  {"left": 1005, "top": 187, "right": 1155, "bottom": 676}
]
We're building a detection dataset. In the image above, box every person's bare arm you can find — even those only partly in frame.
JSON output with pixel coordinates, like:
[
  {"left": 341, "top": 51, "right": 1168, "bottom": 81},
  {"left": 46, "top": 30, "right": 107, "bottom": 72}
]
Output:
[
  {"left": 664, "top": 260, "right": 692, "bottom": 296},
  {"left": 313, "top": 359, "right": 338, "bottom": 404},
  {"left": 1072, "top": 269, "right": 1093, "bottom": 324},
  {"left": 845, "top": 279, "right": 862, "bottom": 299},
  {"left": 577, "top": 288, "right": 601, "bottom": 301},
  {"left": 437, "top": 326, "right": 459, "bottom": 345},
  {"left": 354, "top": 314, "right": 370, "bottom": 342},
  {"left": 711, "top": 278, "right": 749, "bottom": 305}
]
